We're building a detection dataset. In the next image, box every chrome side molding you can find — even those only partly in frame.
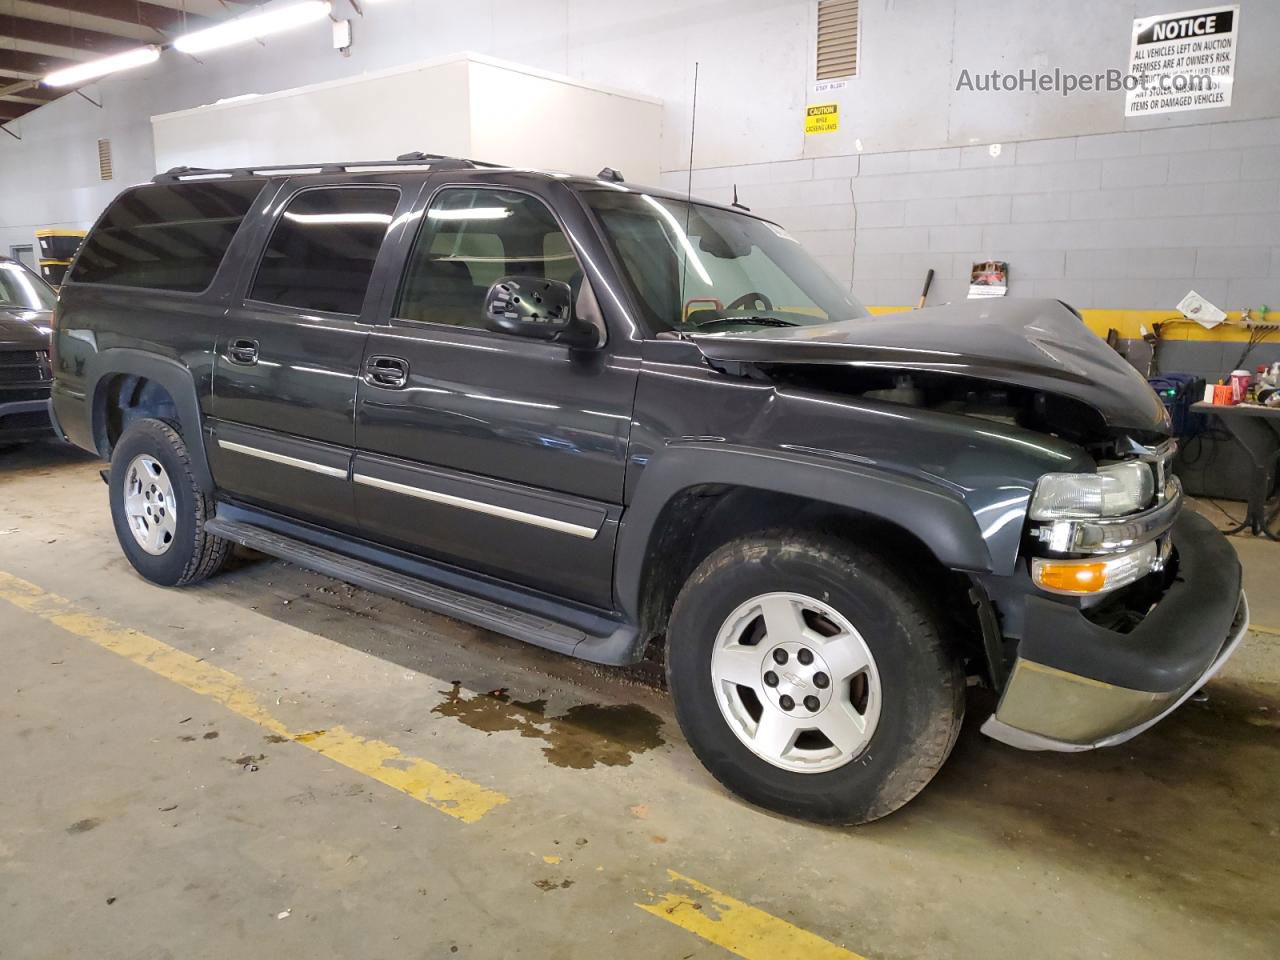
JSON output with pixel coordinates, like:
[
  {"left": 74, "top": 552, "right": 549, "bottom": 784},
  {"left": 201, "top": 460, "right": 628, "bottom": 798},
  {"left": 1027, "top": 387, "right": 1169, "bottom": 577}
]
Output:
[
  {"left": 352, "top": 472, "right": 600, "bottom": 540},
  {"left": 216, "top": 439, "right": 348, "bottom": 479}
]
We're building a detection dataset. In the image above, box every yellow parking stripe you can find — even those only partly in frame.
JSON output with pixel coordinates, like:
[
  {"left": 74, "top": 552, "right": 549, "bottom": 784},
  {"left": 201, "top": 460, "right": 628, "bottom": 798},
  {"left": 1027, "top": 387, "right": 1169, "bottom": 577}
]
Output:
[
  {"left": 0, "top": 571, "right": 508, "bottom": 824},
  {"left": 638, "top": 870, "right": 868, "bottom": 960}
]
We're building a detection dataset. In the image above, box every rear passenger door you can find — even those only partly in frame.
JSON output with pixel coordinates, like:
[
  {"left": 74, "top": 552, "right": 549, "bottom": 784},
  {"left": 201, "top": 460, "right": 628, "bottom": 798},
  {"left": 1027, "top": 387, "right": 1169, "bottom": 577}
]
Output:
[{"left": 209, "top": 180, "right": 407, "bottom": 529}]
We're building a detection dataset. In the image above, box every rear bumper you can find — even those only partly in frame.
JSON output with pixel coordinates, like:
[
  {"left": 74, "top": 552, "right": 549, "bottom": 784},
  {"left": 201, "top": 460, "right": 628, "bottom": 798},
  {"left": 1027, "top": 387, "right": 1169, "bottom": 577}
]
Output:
[{"left": 982, "top": 510, "right": 1247, "bottom": 751}]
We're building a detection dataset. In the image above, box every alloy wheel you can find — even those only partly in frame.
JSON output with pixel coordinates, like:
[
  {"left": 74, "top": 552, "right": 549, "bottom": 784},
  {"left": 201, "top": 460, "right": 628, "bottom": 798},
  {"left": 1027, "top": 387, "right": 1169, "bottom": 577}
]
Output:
[
  {"left": 710, "top": 591, "right": 882, "bottom": 773},
  {"left": 122, "top": 454, "right": 178, "bottom": 556}
]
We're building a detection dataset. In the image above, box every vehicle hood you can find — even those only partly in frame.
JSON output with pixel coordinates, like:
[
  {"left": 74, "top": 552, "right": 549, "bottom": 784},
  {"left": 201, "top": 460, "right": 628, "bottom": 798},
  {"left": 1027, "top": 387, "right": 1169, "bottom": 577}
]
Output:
[
  {"left": 0, "top": 308, "right": 52, "bottom": 350},
  {"left": 691, "top": 298, "right": 1169, "bottom": 434}
]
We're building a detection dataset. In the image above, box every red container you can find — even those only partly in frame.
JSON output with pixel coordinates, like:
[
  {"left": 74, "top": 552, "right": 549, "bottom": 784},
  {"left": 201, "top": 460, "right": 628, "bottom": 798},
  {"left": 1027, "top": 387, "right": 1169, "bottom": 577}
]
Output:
[{"left": 1230, "top": 370, "right": 1251, "bottom": 403}]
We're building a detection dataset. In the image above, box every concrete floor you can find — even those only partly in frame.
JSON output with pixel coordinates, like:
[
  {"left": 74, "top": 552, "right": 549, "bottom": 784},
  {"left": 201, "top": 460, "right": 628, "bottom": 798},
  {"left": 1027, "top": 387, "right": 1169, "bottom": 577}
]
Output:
[{"left": 2, "top": 439, "right": 1279, "bottom": 960}]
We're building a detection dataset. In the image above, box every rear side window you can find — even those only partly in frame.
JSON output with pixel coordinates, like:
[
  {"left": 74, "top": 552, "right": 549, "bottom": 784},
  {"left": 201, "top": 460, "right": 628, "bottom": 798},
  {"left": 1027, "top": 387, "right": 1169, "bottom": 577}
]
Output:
[
  {"left": 249, "top": 186, "right": 399, "bottom": 315},
  {"left": 70, "top": 180, "right": 266, "bottom": 292}
]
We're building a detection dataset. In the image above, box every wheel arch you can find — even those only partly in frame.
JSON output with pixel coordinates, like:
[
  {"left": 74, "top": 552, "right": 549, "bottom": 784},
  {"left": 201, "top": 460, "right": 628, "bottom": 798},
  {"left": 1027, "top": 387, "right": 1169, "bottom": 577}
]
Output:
[
  {"left": 616, "top": 444, "right": 995, "bottom": 663},
  {"left": 88, "top": 350, "right": 213, "bottom": 492}
]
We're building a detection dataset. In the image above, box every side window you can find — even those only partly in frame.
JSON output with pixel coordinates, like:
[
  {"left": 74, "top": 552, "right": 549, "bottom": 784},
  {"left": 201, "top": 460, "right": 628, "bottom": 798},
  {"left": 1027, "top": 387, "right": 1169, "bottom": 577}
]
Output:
[
  {"left": 249, "top": 186, "right": 399, "bottom": 315},
  {"left": 397, "top": 188, "right": 582, "bottom": 329},
  {"left": 69, "top": 179, "right": 266, "bottom": 292}
]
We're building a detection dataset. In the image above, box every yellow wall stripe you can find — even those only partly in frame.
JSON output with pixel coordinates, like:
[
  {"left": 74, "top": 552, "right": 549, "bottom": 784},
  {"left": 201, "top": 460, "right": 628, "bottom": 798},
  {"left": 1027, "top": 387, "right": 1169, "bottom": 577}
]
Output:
[
  {"left": 0, "top": 571, "right": 508, "bottom": 824},
  {"left": 637, "top": 870, "right": 868, "bottom": 960},
  {"left": 869, "top": 304, "right": 1273, "bottom": 344}
]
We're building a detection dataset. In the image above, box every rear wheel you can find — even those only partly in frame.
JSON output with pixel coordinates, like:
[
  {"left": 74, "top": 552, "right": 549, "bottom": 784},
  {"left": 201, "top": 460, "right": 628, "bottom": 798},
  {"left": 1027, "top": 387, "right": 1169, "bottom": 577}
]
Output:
[
  {"left": 666, "top": 532, "right": 964, "bottom": 824},
  {"left": 109, "top": 418, "right": 229, "bottom": 586}
]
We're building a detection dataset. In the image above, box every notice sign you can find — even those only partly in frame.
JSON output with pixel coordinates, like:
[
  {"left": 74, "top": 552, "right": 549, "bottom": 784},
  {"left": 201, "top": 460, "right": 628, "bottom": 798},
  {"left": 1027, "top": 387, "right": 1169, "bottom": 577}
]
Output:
[
  {"left": 1125, "top": 5, "right": 1239, "bottom": 116},
  {"left": 805, "top": 103, "right": 839, "bottom": 135}
]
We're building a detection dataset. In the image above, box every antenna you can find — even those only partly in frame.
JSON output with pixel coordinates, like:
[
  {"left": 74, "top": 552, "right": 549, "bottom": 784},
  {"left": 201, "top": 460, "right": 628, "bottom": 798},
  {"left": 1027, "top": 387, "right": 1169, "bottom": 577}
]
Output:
[{"left": 680, "top": 61, "right": 700, "bottom": 319}]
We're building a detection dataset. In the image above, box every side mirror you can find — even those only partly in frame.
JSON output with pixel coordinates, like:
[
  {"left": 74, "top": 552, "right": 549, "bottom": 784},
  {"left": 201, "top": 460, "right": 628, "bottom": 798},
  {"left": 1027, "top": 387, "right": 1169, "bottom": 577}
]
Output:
[{"left": 482, "top": 277, "right": 599, "bottom": 348}]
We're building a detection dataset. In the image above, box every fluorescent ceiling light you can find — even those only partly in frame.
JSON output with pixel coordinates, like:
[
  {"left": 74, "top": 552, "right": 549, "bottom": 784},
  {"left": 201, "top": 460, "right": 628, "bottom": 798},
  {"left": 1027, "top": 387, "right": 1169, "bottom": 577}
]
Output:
[
  {"left": 174, "top": 1, "right": 332, "bottom": 55},
  {"left": 44, "top": 45, "right": 160, "bottom": 87},
  {"left": 427, "top": 207, "right": 513, "bottom": 220}
]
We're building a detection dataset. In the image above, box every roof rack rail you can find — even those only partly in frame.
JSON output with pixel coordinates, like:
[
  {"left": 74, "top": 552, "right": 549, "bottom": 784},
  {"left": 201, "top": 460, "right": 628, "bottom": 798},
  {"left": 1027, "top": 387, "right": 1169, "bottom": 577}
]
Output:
[{"left": 152, "top": 153, "right": 501, "bottom": 183}]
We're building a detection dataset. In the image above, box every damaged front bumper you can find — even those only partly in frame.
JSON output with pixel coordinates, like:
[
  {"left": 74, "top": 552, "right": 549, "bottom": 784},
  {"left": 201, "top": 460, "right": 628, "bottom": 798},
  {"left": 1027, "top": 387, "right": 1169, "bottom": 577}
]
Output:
[{"left": 982, "top": 510, "right": 1247, "bottom": 752}]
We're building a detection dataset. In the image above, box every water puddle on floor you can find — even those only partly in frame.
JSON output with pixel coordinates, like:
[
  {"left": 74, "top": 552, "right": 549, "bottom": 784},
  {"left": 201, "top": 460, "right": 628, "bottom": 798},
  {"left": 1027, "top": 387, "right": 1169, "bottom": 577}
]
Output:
[{"left": 431, "top": 683, "right": 665, "bottom": 769}]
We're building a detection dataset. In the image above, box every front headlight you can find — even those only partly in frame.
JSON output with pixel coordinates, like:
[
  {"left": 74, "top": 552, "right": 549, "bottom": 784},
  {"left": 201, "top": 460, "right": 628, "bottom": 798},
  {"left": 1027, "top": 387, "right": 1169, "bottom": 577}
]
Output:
[{"left": 1029, "top": 462, "right": 1154, "bottom": 520}]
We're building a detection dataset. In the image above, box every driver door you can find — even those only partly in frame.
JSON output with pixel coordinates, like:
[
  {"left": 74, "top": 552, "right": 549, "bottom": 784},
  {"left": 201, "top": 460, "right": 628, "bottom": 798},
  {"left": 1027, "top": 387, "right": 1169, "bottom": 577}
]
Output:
[{"left": 352, "top": 183, "right": 637, "bottom": 608}]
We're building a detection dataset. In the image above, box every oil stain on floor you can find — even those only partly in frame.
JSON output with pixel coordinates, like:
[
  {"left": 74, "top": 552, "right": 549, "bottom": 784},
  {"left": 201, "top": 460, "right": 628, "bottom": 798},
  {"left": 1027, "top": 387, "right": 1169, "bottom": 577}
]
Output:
[{"left": 431, "top": 683, "right": 664, "bottom": 769}]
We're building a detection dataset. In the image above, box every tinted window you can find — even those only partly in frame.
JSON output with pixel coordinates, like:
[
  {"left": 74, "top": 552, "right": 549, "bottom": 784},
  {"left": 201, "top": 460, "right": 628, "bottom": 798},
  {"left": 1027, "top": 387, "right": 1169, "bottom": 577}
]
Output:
[
  {"left": 398, "top": 188, "right": 581, "bottom": 328},
  {"left": 250, "top": 187, "right": 399, "bottom": 315},
  {"left": 70, "top": 180, "right": 265, "bottom": 292}
]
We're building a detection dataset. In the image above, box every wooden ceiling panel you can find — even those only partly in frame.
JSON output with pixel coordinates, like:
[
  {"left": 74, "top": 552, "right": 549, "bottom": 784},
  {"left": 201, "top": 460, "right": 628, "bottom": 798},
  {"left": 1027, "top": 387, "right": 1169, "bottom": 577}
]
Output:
[
  {"left": 0, "top": 13, "right": 140, "bottom": 55},
  {"left": 0, "top": 47, "right": 78, "bottom": 79}
]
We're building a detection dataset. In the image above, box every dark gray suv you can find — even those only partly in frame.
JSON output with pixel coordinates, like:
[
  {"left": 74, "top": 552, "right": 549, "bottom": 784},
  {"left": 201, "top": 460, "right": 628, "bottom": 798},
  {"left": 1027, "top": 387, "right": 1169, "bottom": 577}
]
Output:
[{"left": 48, "top": 155, "right": 1246, "bottom": 823}]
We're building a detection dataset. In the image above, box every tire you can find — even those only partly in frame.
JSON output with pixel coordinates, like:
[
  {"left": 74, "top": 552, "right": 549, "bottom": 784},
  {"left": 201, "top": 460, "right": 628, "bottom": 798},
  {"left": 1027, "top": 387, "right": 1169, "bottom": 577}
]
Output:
[
  {"left": 666, "top": 532, "right": 964, "bottom": 825},
  {"left": 109, "top": 418, "right": 230, "bottom": 587}
]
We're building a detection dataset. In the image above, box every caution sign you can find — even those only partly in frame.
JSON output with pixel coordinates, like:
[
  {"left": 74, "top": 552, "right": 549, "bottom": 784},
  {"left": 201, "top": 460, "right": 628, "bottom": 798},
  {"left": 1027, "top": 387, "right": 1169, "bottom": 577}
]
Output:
[
  {"left": 804, "top": 103, "right": 839, "bottom": 135},
  {"left": 1125, "top": 5, "right": 1239, "bottom": 116}
]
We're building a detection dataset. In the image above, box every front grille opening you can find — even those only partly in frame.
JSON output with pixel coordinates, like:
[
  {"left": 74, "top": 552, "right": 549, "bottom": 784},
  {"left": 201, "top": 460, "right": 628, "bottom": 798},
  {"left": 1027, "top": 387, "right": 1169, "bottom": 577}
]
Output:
[{"left": 1079, "top": 550, "right": 1179, "bottom": 634}]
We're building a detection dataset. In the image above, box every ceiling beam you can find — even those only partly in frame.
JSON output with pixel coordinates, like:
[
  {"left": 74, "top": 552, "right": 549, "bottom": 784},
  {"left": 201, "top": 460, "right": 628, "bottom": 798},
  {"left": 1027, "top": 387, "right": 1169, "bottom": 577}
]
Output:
[
  {"left": 27, "top": 1, "right": 219, "bottom": 36},
  {"left": 8, "top": 1, "right": 165, "bottom": 43},
  {"left": 0, "top": 100, "right": 38, "bottom": 121},
  {"left": 0, "top": 81, "right": 59, "bottom": 102},
  {"left": 0, "top": 48, "right": 78, "bottom": 79},
  {"left": 0, "top": 14, "right": 141, "bottom": 56}
]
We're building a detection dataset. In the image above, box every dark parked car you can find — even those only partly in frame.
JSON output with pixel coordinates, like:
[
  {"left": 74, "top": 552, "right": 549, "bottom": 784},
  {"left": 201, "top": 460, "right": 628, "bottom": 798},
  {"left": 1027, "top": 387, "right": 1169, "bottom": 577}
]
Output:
[
  {"left": 50, "top": 156, "right": 1246, "bottom": 823},
  {"left": 0, "top": 257, "right": 56, "bottom": 446}
]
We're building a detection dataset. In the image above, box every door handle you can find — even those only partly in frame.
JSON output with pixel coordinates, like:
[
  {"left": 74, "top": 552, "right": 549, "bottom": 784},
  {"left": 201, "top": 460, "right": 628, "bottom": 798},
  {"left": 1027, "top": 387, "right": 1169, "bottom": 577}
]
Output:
[
  {"left": 365, "top": 355, "right": 409, "bottom": 388},
  {"left": 227, "top": 337, "right": 259, "bottom": 365}
]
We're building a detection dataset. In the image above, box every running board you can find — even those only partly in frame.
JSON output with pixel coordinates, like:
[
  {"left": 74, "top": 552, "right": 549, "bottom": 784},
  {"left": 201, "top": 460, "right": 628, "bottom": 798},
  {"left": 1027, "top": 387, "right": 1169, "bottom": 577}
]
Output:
[{"left": 205, "top": 517, "right": 632, "bottom": 662}]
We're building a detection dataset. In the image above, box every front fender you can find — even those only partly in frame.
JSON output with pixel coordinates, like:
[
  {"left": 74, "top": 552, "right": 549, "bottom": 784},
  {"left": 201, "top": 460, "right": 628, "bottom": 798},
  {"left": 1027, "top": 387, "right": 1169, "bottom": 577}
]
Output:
[{"left": 613, "top": 441, "right": 994, "bottom": 623}]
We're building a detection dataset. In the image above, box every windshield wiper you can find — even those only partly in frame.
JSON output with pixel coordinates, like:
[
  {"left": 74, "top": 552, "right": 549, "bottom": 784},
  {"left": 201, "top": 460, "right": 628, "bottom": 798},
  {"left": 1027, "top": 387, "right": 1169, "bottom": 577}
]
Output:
[{"left": 686, "top": 315, "right": 799, "bottom": 331}]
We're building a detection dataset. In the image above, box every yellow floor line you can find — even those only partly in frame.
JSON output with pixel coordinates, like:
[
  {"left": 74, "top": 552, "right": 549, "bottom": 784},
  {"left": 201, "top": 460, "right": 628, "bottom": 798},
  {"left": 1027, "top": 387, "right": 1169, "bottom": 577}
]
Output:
[
  {"left": 1248, "top": 623, "right": 1280, "bottom": 637},
  {"left": 637, "top": 870, "right": 868, "bottom": 960},
  {"left": 0, "top": 571, "right": 508, "bottom": 824}
]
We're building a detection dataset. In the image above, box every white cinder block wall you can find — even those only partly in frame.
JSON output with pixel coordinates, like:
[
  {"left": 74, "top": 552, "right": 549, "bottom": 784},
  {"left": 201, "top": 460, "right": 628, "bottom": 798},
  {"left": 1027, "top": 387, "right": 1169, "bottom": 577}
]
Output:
[
  {"left": 0, "top": 0, "right": 1277, "bottom": 314},
  {"left": 668, "top": 117, "right": 1280, "bottom": 309}
]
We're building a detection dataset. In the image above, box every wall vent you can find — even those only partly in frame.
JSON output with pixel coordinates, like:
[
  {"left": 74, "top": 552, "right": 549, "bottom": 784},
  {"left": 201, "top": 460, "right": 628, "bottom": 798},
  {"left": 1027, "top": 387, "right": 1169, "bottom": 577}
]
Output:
[
  {"left": 97, "top": 138, "right": 113, "bottom": 181},
  {"left": 816, "top": 0, "right": 859, "bottom": 80}
]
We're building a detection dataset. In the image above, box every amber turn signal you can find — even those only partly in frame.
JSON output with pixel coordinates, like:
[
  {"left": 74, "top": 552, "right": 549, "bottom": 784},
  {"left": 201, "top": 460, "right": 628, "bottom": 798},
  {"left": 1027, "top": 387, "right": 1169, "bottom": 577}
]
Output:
[
  {"left": 1031, "top": 542, "right": 1160, "bottom": 597},
  {"left": 1032, "top": 560, "right": 1108, "bottom": 594}
]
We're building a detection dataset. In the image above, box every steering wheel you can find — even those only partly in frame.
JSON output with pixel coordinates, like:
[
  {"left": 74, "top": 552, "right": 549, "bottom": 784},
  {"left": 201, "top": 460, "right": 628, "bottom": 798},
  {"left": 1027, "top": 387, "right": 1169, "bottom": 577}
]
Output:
[{"left": 724, "top": 291, "right": 773, "bottom": 312}]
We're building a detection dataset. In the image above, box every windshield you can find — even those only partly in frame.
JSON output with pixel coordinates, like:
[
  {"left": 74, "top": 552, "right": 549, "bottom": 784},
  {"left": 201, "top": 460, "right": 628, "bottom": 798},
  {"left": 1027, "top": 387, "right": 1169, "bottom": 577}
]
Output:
[
  {"left": 0, "top": 261, "right": 56, "bottom": 311},
  {"left": 582, "top": 189, "right": 868, "bottom": 334}
]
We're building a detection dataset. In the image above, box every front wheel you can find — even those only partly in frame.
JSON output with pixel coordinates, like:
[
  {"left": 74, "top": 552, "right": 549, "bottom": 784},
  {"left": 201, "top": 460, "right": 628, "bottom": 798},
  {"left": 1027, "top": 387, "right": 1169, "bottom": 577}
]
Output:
[
  {"left": 666, "top": 533, "right": 964, "bottom": 825},
  {"left": 109, "top": 418, "right": 230, "bottom": 586}
]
